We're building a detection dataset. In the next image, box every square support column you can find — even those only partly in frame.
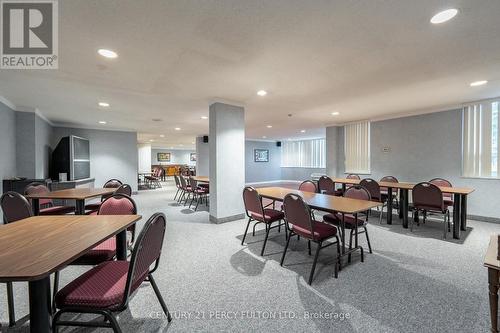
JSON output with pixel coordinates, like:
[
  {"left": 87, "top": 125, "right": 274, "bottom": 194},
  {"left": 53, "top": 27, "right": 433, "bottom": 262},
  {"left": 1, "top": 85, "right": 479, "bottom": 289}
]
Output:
[
  {"left": 326, "top": 126, "right": 339, "bottom": 177},
  {"left": 209, "top": 102, "right": 245, "bottom": 223},
  {"left": 196, "top": 135, "right": 209, "bottom": 176}
]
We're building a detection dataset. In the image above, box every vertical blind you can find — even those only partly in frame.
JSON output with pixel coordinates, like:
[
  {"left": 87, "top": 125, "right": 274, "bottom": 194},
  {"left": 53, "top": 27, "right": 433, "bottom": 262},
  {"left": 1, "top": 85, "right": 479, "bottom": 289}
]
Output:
[
  {"left": 281, "top": 138, "right": 326, "bottom": 168},
  {"left": 344, "top": 121, "right": 370, "bottom": 173},
  {"left": 462, "top": 99, "right": 500, "bottom": 178}
]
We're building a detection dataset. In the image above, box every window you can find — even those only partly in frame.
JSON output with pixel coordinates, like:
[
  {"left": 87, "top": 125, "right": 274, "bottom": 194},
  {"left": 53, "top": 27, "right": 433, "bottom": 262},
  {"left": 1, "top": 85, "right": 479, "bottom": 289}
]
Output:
[
  {"left": 281, "top": 138, "right": 325, "bottom": 168},
  {"left": 344, "top": 121, "right": 370, "bottom": 173},
  {"left": 462, "top": 99, "right": 500, "bottom": 178}
]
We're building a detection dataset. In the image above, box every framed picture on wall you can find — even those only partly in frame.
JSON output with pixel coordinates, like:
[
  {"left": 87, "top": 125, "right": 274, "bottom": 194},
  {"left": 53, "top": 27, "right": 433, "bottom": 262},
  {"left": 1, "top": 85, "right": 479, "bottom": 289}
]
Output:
[
  {"left": 157, "top": 152, "right": 171, "bottom": 162},
  {"left": 254, "top": 149, "right": 269, "bottom": 162},
  {"left": 190, "top": 153, "right": 196, "bottom": 161}
]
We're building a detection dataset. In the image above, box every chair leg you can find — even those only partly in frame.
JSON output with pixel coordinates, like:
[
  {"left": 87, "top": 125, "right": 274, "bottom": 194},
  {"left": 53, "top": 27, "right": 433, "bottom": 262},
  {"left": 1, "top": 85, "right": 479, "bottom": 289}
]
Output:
[
  {"left": 149, "top": 274, "right": 172, "bottom": 322},
  {"left": 379, "top": 204, "right": 385, "bottom": 224},
  {"left": 443, "top": 214, "right": 447, "bottom": 239},
  {"left": 348, "top": 230, "right": 353, "bottom": 263},
  {"left": 260, "top": 224, "right": 271, "bottom": 256},
  {"left": 308, "top": 241, "right": 322, "bottom": 285},
  {"left": 6, "top": 282, "right": 15, "bottom": 327},
  {"left": 241, "top": 218, "right": 251, "bottom": 245},
  {"left": 308, "top": 240, "right": 311, "bottom": 256},
  {"left": 335, "top": 235, "right": 342, "bottom": 273},
  {"left": 280, "top": 232, "right": 292, "bottom": 266},
  {"left": 447, "top": 211, "right": 451, "bottom": 232},
  {"left": 364, "top": 226, "right": 372, "bottom": 253},
  {"left": 52, "top": 271, "right": 60, "bottom": 314},
  {"left": 174, "top": 188, "right": 180, "bottom": 201},
  {"left": 103, "top": 311, "right": 123, "bottom": 333}
]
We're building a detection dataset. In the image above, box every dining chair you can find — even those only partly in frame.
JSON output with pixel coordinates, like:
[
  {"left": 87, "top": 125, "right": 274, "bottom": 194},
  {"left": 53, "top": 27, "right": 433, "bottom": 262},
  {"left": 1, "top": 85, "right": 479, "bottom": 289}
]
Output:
[
  {"left": 280, "top": 193, "right": 340, "bottom": 284},
  {"left": 412, "top": 182, "right": 451, "bottom": 239},
  {"left": 241, "top": 187, "right": 285, "bottom": 256},
  {"left": 317, "top": 176, "right": 341, "bottom": 196},
  {"left": 188, "top": 177, "right": 209, "bottom": 211},
  {"left": 323, "top": 185, "right": 373, "bottom": 254},
  {"left": 178, "top": 176, "right": 192, "bottom": 205},
  {"left": 85, "top": 179, "right": 123, "bottom": 213},
  {"left": 115, "top": 184, "right": 132, "bottom": 196},
  {"left": 173, "top": 175, "right": 182, "bottom": 201},
  {"left": 429, "top": 178, "right": 454, "bottom": 208},
  {"left": 380, "top": 176, "right": 399, "bottom": 214},
  {"left": 298, "top": 180, "right": 317, "bottom": 193},
  {"left": 0, "top": 192, "right": 33, "bottom": 327},
  {"left": 360, "top": 178, "right": 386, "bottom": 223},
  {"left": 24, "top": 182, "right": 75, "bottom": 215},
  {"left": 52, "top": 213, "right": 171, "bottom": 333}
]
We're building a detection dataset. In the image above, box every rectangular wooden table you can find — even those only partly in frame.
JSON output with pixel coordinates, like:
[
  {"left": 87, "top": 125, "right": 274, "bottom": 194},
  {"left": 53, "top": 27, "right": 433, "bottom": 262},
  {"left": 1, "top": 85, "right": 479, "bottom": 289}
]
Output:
[
  {"left": 330, "top": 178, "right": 474, "bottom": 239},
  {"left": 0, "top": 215, "right": 141, "bottom": 333},
  {"left": 484, "top": 235, "right": 500, "bottom": 333},
  {"left": 192, "top": 176, "right": 209, "bottom": 183},
  {"left": 257, "top": 187, "right": 382, "bottom": 265},
  {"left": 26, "top": 187, "right": 116, "bottom": 215}
]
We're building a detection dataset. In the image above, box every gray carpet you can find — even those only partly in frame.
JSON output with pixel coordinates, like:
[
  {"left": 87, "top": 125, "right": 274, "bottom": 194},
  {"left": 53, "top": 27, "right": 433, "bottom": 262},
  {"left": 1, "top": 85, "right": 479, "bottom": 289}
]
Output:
[{"left": 0, "top": 181, "right": 496, "bottom": 332}]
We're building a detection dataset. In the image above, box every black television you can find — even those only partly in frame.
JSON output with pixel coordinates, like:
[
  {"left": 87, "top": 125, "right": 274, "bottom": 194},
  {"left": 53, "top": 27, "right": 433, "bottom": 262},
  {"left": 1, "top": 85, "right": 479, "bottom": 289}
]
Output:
[{"left": 51, "top": 135, "right": 90, "bottom": 181}]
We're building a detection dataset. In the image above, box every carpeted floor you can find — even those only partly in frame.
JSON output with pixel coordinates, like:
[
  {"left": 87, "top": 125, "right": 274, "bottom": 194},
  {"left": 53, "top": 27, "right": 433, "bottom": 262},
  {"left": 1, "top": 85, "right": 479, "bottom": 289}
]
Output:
[{"left": 0, "top": 180, "right": 497, "bottom": 332}]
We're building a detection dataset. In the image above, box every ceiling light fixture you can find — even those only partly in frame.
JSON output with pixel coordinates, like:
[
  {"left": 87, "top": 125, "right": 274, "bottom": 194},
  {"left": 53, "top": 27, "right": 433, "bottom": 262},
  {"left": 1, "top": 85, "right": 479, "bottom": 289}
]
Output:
[
  {"left": 470, "top": 80, "right": 488, "bottom": 87},
  {"left": 300, "top": 130, "right": 306, "bottom": 133},
  {"left": 262, "top": 136, "right": 267, "bottom": 139},
  {"left": 174, "top": 127, "right": 181, "bottom": 131},
  {"left": 149, "top": 139, "right": 154, "bottom": 142},
  {"left": 266, "top": 125, "right": 272, "bottom": 128},
  {"left": 257, "top": 90, "right": 267, "bottom": 96},
  {"left": 331, "top": 112, "right": 340, "bottom": 116},
  {"left": 98, "top": 102, "right": 110, "bottom": 107},
  {"left": 160, "top": 134, "right": 165, "bottom": 138},
  {"left": 430, "top": 9, "right": 458, "bottom": 24},
  {"left": 98, "top": 121, "right": 107, "bottom": 124},
  {"left": 97, "top": 49, "right": 118, "bottom": 58},
  {"left": 201, "top": 116, "right": 208, "bottom": 120}
]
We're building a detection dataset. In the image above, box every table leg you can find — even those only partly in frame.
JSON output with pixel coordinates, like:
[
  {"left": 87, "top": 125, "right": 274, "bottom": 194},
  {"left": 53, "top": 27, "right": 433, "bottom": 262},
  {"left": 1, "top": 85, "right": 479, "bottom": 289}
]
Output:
[
  {"left": 32, "top": 198, "right": 40, "bottom": 216},
  {"left": 453, "top": 193, "right": 461, "bottom": 239},
  {"left": 386, "top": 188, "right": 393, "bottom": 225},
  {"left": 399, "top": 189, "right": 404, "bottom": 219},
  {"left": 342, "top": 183, "right": 346, "bottom": 194},
  {"left": 28, "top": 277, "right": 51, "bottom": 333},
  {"left": 116, "top": 230, "right": 127, "bottom": 260},
  {"left": 75, "top": 199, "right": 85, "bottom": 215},
  {"left": 402, "top": 189, "right": 409, "bottom": 228},
  {"left": 488, "top": 267, "right": 499, "bottom": 333},
  {"left": 460, "top": 194, "right": 467, "bottom": 231},
  {"left": 341, "top": 213, "right": 346, "bottom": 254}
]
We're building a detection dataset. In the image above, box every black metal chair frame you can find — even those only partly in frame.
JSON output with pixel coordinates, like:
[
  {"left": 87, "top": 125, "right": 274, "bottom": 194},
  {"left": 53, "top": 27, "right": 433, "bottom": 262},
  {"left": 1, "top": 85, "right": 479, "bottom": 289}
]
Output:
[
  {"left": 52, "top": 213, "right": 172, "bottom": 333},
  {"left": 280, "top": 194, "right": 341, "bottom": 284},
  {"left": 188, "top": 177, "right": 209, "bottom": 211}
]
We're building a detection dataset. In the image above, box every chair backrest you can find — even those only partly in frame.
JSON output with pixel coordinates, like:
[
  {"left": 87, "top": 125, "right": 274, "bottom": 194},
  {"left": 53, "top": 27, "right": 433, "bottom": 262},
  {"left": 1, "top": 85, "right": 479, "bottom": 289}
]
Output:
[
  {"left": 283, "top": 194, "right": 316, "bottom": 239},
  {"left": 359, "top": 178, "right": 381, "bottom": 201},
  {"left": 1, "top": 192, "right": 33, "bottom": 223},
  {"left": 242, "top": 187, "right": 264, "bottom": 218},
  {"left": 429, "top": 178, "right": 452, "bottom": 199},
  {"left": 189, "top": 177, "right": 197, "bottom": 189},
  {"left": 347, "top": 174, "right": 360, "bottom": 180},
  {"left": 179, "top": 176, "right": 188, "bottom": 189},
  {"left": 344, "top": 185, "right": 371, "bottom": 201},
  {"left": 24, "top": 182, "right": 52, "bottom": 207},
  {"left": 104, "top": 179, "right": 123, "bottom": 188},
  {"left": 380, "top": 176, "right": 398, "bottom": 183},
  {"left": 317, "top": 176, "right": 334, "bottom": 194},
  {"left": 115, "top": 184, "right": 132, "bottom": 196},
  {"left": 98, "top": 194, "right": 137, "bottom": 215},
  {"left": 298, "top": 180, "right": 317, "bottom": 193},
  {"left": 413, "top": 182, "right": 444, "bottom": 212},
  {"left": 174, "top": 175, "right": 180, "bottom": 188},
  {"left": 123, "top": 212, "right": 167, "bottom": 307}
]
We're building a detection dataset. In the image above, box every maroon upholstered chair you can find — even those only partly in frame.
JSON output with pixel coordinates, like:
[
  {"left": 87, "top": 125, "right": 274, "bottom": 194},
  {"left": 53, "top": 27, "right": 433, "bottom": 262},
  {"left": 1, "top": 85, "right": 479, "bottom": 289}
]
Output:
[
  {"left": 346, "top": 174, "right": 360, "bottom": 180},
  {"left": 280, "top": 194, "right": 340, "bottom": 284},
  {"left": 359, "top": 178, "right": 386, "bottom": 224},
  {"left": 317, "top": 176, "right": 342, "bottom": 196},
  {"left": 429, "top": 178, "right": 454, "bottom": 208},
  {"left": 323, "top": 186, "right": 373, "bottom": 254},
  {"left": 24, "top": 182, "right": 75, "bottom": 215},
  {"left": 0, "top": 192, "right": 34, "bottom": 327},
  {"left": 380, "top": 176, "right": 399, "bottom": 213},
  {"left": 188, "top": 177, "right": 209, "bottom": 211},
  {"left": 52, "top": 213, "right": 171, "bottom": 332},
  {"left": 85, "top": 179, "right": 123, "bottom": 213},
  {"left": 242, "top": 187, "right": 285, "bottom": 256},
  {"left": 412, "top": 182, "right": 451, "bottom": 238},
  {"left": 178, "top": 176, "right": 192, "bottom": 205},
  {"left": 115, "top": 184, "right": 132, "bottom": 196},
  {"left": 298, "top": 180, "right": 317, "bottom": 193},
  {"left": 173, "top": 175, "right": 182, "bottom": 201}
]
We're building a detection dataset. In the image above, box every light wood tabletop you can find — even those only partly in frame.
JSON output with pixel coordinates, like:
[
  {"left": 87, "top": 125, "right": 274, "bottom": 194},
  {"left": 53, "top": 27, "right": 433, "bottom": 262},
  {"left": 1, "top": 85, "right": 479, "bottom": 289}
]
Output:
[
  {"left": 0, "top": 215, "right": 141, "bottom": 282},
  {"left": 192, "top": 176, "right": 209, "bottom": 183},
  {"left": 485, "top": 235, "right": 500, "bottom": 269},
  {"left": 331, "top": 178, "right": 474, "bottom": 194},
  {"left": 25, "top": 187, "right": 116, "bottom": 200},
  {"left": 257, "top": 187, "right": 381, "bottom": 214}
]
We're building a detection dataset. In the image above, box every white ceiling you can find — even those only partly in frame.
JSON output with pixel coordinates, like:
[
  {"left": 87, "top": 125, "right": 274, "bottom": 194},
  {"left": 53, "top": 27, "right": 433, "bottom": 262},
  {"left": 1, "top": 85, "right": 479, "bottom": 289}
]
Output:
[{"left": 1, "top": 0, "right": 499, "bottom": 149}]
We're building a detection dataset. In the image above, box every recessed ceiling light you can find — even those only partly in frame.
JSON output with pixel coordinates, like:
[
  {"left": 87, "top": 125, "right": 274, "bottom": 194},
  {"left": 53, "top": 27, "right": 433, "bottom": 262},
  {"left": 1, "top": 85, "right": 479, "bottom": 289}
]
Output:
[
  {"left": 430, "top": 9, "right": 458, "bottom": 24},
  {"left": 262, "top": 136, "right": 267, "bottom": 139},
  {"left": 201, "top": 116, "right": 208, "bottom": 120},
  {"left": 98, "top": 121, "right": 107, "bottom": 124},
  {"left": 266, "top": 125, "right": 272, "bottom": 128},
  {"left": 331, "top": 112, "right": 340, "bottom": 116},
  {"left": 470, "top": 80, "right": 488, "bottom": 87},
  {"left": 160, "top": 134, "right": 165, "bottom": 138},
  {"left": 98, "top": 102, "right": 110, "bottom": 107},
  {"left": 300, "top": 129, "right": 306, "bottom": 133},
  {"left": 257, "top": 90, "right": 267, "bottom": 96},
  {"left": 98, "top": 49, "right": 118, "bottom": 58},
  {"left": 149, "top": 139, "right": 154, "bottom": 142},
  {"left": 191, "top": 142, "right": 195, "bottom": 144},
  {"left": 174, "top": 127, "right": 181, "bottom": 131},
  {"left": 179, "top": 144, "right": 184, "bottom": 146}
]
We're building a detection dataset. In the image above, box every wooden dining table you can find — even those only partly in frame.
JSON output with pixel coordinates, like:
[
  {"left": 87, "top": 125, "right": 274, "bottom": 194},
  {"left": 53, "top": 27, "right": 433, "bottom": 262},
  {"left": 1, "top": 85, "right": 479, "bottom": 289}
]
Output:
[
  {"left": 0, "top": 214, "right": 141, "bottom": 333},
  {"left": 192, "top": 176, "right": 209, "bottom": 183},
  {"left": 257, "top": 187, "right": 382, "bottom": 267},
  {"left": 330, "top": 178, "right": 474, "bottom": 239},
  {"left": 26, "top": 187, "right": 116, "bottom": 215}
]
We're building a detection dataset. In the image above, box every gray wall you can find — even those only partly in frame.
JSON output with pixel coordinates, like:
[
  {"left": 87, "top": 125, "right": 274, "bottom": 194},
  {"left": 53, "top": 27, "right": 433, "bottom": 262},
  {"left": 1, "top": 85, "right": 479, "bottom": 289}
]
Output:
[
  {"left": 35, "top": 114, "right": 53, "bottom": 179},
  {"left": 335, "top": 109, "right": 499, "bottom": 219},
  {"left": 326, "top": 126, "right": 339, "bottom": 177},
  {"left": 15, "top": 112, "right": 36, "bottom": 178},
  {"left": 151, "top": 149, "right": 195, "bottom": 165},
  {"left": 245, "top": 140, "right": 281, "bottom": 183},
  {"left": 52, "top": 127, "right": 139, "bottom": 191},
  {"left": 281, "top": 167, "right": 326, "bottom": 181},
  {"left": 0, "top": 102, "right": 17, "bottom": 196}
]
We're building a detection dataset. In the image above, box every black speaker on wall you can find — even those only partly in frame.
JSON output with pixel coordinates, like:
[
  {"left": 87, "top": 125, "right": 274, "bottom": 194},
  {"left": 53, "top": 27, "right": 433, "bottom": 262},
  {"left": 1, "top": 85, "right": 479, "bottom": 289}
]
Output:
[
  {"left": 203, "top": 135, "right": 209, "bottom": 143},
  {"left": 276, "top": 141, "right": 282, "bottom": 147}
]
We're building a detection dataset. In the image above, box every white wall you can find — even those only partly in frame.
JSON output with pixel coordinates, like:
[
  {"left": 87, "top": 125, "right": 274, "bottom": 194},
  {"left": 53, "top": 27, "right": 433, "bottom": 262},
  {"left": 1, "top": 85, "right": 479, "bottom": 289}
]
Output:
[
  {"left": 138, "top": 144, "right": 152, "bottom": 173},
  {"left": 151, "top": 149, "right": 195, "bottom": 165},
  {"left": 196, "top": 136, "right": 209, "bottom": 176}
]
